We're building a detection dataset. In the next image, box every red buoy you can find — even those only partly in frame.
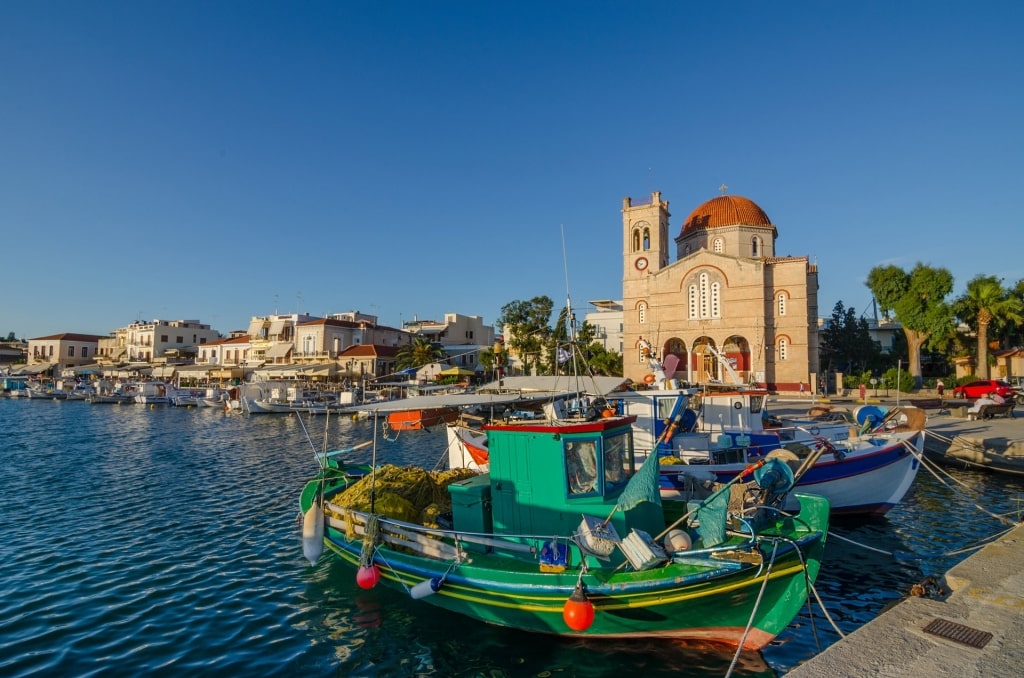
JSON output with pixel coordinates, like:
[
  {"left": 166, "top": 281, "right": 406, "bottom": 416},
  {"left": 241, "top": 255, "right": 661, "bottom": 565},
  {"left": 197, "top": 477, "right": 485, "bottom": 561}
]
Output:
[
  {"left": 562, "top": 583, "right": 595, "bottom": 631},
  {"left": 356, "top": 564, "right": 381, "bottom": 589}
]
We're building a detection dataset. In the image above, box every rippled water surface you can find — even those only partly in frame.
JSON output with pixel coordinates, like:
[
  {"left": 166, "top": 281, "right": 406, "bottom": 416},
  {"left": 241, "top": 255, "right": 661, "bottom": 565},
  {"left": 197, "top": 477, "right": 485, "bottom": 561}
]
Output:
[{"left": 1, "top": 399, "right": 1021, "bottom": 676}]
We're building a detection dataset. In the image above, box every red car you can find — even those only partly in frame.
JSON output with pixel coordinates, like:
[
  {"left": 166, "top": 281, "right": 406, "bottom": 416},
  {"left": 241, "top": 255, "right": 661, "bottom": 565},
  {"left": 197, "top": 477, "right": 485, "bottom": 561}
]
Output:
[{"left": 952, "top": 379, "right": 1016, "bottom": 400}]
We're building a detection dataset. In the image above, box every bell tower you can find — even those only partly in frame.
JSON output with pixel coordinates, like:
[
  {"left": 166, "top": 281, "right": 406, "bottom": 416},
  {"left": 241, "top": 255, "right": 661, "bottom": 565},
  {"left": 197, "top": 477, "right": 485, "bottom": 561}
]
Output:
[
  {"left": 622, "top": 191, "right": 670, "bottom": 379},
  {"left": 622, "top": 191, "right": 670, "bottom": 280}
]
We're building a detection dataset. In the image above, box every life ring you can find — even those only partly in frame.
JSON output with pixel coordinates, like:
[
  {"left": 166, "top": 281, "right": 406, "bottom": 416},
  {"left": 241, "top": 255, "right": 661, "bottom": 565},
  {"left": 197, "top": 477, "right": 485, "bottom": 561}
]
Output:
[
  {"left": 809, "top": 426, "right": 820, "bottom": 436},
  {"left": 642, "top": 374, "right": 656, "bottom": 384}
]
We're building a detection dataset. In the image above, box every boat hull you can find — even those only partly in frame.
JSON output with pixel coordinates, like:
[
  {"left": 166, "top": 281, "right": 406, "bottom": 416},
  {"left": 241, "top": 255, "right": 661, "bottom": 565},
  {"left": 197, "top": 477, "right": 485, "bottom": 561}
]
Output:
[
  {"left": 659, "top": 431, "right": 922, "bottom": 516},
  {"left": 304, "top": 484, "right": 828, "bottom": 650}
]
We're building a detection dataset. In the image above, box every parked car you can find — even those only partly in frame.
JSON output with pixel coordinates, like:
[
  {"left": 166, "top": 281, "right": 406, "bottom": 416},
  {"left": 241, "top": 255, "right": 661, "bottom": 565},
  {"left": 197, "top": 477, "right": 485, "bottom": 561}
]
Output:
[
  {"left": 1009, "top": 376, "right": 1024, "bottom": 401},
  {"left": 952, "top": 379, "right": 1016, "bottom": 400}
]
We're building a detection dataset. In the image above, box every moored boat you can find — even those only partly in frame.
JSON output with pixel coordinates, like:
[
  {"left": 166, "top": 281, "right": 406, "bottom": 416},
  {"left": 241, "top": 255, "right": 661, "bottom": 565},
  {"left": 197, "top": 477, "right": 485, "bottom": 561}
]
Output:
[
  {"left": 299, "top": 414, "right": 829, "bottom": 649},
  {"left": 612, "top": 389, "right": 925, "bottom": 516}
]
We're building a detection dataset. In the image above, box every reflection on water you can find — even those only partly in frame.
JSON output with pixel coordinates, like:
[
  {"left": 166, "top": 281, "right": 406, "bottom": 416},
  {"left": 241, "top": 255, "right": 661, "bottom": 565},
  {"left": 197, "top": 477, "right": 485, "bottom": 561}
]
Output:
[{"left": 0, "top": 400, "right": 1021, "bottom": 677}]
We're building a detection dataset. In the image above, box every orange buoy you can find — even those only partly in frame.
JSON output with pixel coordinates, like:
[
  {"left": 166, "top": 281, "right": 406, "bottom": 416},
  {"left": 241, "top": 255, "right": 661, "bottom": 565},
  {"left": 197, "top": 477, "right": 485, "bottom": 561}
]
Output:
[
  {"left": 601, "top": 408, "right": 615, "bottom": 418},
  {"left": 562, "top": 582, "right": 595, "bottom": 631},
  {"left": 642, "top": 373, "right": 656, "bottom": 384},
  {"left": 356, "top": 564, "right": 381, "bottom": 589}
]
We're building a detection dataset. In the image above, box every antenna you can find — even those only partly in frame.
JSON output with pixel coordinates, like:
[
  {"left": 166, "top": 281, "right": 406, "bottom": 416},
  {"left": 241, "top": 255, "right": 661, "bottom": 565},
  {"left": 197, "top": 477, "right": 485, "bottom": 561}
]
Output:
[{"left": 560, "top": 225, "right": 575, "bottom": 345}]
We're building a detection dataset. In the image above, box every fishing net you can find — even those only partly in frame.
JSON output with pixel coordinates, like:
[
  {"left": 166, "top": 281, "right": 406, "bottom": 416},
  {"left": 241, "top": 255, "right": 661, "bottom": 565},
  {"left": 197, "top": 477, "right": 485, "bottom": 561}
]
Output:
[{"left": 335, "top": 464, "right": 480, "bottom": 524}]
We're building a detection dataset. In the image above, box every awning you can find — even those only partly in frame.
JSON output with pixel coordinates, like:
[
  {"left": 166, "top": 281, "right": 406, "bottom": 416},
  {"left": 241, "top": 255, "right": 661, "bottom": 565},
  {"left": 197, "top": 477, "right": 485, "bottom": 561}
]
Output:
[
  {"left": 175, "top": 364, "right": 214, "bottom": 376},
  {"left": 268, "top": 319, "right": 288, "bottom": 337},
  {"left": 247, "top": 319, "right": 267, "bottom": 337},
  {"left": 152, "top": 365, "right": 177, "bottom": 378},
  {"left": 299, "top": 364, "right": 335, "bottom": 378},
  {"left": 266, "top": 343, "right": 292, "bottom": 359},
  {"left": 439, "top": 365, "right": 475, "bottom": 376},
  {"left": 17, "top": 363, "right": 54, "bottom": 375}
]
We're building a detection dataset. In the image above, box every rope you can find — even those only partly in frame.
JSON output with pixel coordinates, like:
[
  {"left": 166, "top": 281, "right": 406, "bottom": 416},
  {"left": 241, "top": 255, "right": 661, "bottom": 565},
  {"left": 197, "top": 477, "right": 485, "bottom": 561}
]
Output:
[
  {"left": 359, "top": 514, "right": 380, "bottom": 568},
  {"left": 909, "top": 440, "right": 1019, "bottom": 527},
  {"left": 726, "top": 540, "right": 779, "bottom": 678}
]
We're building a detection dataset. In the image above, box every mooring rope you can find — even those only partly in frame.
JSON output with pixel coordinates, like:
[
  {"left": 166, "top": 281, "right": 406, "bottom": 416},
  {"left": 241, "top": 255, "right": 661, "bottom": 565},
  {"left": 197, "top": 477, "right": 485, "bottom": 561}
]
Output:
[
  {"left": 726, "top": 540, "right": 779, "bottom": 678},
  {"left": 908, "top": 439, "right": 1019, "bottom": 527}
]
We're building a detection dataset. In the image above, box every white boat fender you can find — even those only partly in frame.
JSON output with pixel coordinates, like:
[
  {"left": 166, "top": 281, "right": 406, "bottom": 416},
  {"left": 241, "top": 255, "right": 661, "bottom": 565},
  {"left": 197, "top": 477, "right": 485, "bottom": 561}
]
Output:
[
  {"left": 664, "top": 529, "right": 692, "bottom": 553},
  {"left": 410, "top": 576, "right": 443, "bottom": 600},
  {"left": 302, "top": 500, "right": 325, "bottom": 565}
]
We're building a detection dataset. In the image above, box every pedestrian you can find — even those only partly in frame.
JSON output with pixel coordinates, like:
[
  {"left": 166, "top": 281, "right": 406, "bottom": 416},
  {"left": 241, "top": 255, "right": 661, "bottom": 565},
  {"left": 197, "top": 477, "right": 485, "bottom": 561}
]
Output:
[
  {"left": 936, "top": 379, "right": 945, "bottom": 400},
  {"left": 799, "top": 382, "right": 805, "bottom": 397},
  {"left": 859, "top": 383, "right": 867, "bottom": 402}
]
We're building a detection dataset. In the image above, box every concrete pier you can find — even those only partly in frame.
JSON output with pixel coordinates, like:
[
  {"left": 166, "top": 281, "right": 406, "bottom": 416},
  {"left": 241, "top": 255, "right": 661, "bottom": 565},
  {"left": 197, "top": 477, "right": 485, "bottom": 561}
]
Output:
[
  {"left": 787, "top": 521, "right": 1024, "bottom": 677},
  {"left": 781, "top": 397, "right": 1024, "bottom": 677}
]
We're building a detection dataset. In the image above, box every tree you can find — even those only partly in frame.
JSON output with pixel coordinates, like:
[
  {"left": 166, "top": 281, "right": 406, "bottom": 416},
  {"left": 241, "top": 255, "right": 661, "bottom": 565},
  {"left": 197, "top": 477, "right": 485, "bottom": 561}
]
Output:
[
  {"left": 584, "top": 342, "right": 623, "bottom": 376},
  {"left": 819, "top": 301, "right": 877, "bottom": 375},
  {"left": 497, "top": 296, "right": 554, "bottom": 376},
  {"left": 865, "top": 263, "right": 954, "bottom": 385},
  {"left": 395, "top": 336, "right": 447, "bottom": 370},
  {"left": 951, "top": 275, "right": 1024, "bottom": 379}
]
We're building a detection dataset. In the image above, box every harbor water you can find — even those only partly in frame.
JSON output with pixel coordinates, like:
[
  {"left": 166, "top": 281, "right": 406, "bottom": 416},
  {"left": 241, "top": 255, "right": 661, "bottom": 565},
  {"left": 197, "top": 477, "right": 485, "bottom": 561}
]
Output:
[{"left": 1, "top": 399, "right": 1021, "bottom": 677}]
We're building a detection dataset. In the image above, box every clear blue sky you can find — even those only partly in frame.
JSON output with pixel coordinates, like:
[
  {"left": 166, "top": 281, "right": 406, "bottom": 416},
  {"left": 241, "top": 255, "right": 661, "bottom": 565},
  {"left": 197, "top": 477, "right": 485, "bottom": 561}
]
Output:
[{"left": 3, "top": 1, "right": 1022, "bottom": 340}]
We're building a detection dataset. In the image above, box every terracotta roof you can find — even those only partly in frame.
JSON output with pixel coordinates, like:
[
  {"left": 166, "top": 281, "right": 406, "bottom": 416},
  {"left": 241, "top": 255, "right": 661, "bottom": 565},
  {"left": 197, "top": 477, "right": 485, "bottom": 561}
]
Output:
[
  {"left": 680, "top": 195, "right": 772, "bottom": 236},
  {"left": 29, "top": 332, "right": 106, "bottom": 342},
  {"left": 339, "top": 344, "right": 399, "bottom": 358}
]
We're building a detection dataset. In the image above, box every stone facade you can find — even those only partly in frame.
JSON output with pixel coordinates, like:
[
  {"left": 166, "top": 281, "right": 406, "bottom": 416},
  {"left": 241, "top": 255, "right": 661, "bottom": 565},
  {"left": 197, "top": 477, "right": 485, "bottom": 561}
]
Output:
[{"left": 621, "top": 191, "right": 819, "bottom": 392}]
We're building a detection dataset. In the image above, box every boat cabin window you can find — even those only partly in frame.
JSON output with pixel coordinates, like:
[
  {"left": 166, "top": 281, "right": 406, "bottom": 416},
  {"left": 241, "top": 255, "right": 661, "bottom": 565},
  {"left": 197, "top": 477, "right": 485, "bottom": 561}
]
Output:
[
  {"left": 603, "top": 432, "right": 632, "bottom": 490},
  {"left": 564, "top": 433, "right": 634, "bottom": 497},
  {"left": 565, "top": 440, "right": 599, "bottom": 495},
  {"left": 749, "top": 395, "right": 764, "bottom": 413},
  {"left": 655, "top": 396, "right": 685, "bottom": 421}
]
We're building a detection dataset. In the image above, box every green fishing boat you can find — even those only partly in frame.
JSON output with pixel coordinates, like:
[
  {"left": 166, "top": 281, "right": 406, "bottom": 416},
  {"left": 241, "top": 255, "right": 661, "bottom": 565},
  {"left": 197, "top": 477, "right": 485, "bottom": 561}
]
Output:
[{"left": 299, "top": 414, "right": 829, "bottom": 650}]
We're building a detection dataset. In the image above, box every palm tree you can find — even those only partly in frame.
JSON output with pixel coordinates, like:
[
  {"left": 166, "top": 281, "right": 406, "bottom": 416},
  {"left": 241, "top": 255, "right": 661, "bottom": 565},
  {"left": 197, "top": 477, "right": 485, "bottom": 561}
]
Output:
[
  {"left": 395, "top": 336, "right": 447, "bottom": 371},
  {"left": 953, "top": 276, "right": 1024, "bottom": 380}
]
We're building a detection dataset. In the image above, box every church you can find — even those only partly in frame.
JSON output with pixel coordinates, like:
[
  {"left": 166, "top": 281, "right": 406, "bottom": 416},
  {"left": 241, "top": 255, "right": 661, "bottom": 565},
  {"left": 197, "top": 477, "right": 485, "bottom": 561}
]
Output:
[{"left": 621, "top": 190, "right": 819, "bottom": 393}]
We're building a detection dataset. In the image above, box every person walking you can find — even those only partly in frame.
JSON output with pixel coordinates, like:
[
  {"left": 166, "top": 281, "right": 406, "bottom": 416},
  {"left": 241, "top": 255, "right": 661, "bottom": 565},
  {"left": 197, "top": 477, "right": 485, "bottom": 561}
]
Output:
[{"left": 936, "top": 379, "right": 945, "bottom": 399}]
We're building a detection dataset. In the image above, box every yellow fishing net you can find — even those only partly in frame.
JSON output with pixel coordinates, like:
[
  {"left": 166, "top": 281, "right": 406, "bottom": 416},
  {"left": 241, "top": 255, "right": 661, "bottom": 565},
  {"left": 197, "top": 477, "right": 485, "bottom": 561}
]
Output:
[{"left": 335, "top": 464, "right": 480, "bottom": 524}]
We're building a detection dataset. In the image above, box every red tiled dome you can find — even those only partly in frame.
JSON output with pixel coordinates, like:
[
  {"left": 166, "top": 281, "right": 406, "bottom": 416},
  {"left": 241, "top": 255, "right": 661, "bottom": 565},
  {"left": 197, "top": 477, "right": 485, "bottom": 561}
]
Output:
[{"left": 680, "top": 195, "right": 772, "bottom": 236}]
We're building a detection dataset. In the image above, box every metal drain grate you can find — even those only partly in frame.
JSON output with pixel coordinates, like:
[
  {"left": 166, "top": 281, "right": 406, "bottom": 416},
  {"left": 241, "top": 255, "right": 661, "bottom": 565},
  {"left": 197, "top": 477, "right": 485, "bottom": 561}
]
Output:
[{"left": 922, "top": 618, "right": 993, "bottom": 649}]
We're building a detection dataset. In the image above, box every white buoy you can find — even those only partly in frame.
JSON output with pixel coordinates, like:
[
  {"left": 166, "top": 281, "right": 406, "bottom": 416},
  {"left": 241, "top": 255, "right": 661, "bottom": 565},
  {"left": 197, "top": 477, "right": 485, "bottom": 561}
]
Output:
[
  {"left": 302, "top": 500, "right": 324, "bottom": 565},
  {"left": 410, "top": 577, "right": 442, "bottom": 599},
  {"left": 664, "top": 529, "right": 692, "bottom": 553}
]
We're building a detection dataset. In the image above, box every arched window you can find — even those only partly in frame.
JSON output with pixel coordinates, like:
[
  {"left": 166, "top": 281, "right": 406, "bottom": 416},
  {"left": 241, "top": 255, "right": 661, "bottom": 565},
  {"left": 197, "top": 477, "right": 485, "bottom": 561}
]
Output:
[
  {"left": 778, "top": 293, "right": 787, "bottom": 316},
  {"left": 643, "top": 227, "right": 650, "bottom": 250},
  {"left": 638, "top": 302, "right": 646, "bottom": 325},
  {"left": 683, "top": 244, "right": 692, "bottom": 256},
  {"left": 699, "top": 273, "right": 709, "bottom": 318},
  {"left": 688, "top": 273, "right": 721, "bottom": 319},
  {"left": 632, "top": 229, "right": 641, "bottom": 252},
  {"left": 713, "top": 238, "right": 723, "bottom": 254},
  {"left": 751, "top": 236, "right": 760, "bottom": 257},
  {"left": 778, "top": 337, "right": 788, "bottom": 361}
]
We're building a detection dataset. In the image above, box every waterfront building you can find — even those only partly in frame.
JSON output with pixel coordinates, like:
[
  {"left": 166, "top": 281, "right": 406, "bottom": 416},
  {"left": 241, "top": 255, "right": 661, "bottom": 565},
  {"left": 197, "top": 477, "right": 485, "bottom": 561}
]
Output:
[
  {"left": 621, "top": 191, "right": 819, "bottom": 392},
  {"left": 245, "top": 313, "right": 315, "bottom": 365},
  {"left": 99, "top": 319, "right": 221, "bottom": 364},
  {"left": 26, "top": 333, "right": 105, "bottom": 371},
  {"left": 338, "top": 344, "right": 400, "bottom": 381},
  {"left": 297, "top": 314, "right": 409, "bottom": 364},
  {"left": 404, "top": 313, "right": 495, "bottom": 373},
  {"left": 197, "top": 335, "right": 254, "bottom": 367},
  {"left": 584, "top": 300, "right": 623, "bottom": 354}
]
